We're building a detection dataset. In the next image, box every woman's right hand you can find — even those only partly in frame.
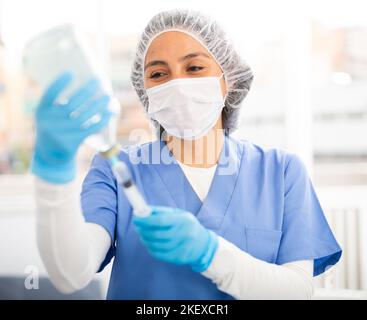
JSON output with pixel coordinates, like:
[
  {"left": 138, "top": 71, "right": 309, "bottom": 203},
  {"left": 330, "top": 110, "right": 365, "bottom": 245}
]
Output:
[{"left": 31, "top": 72, "right": 112, "bottom": 184}]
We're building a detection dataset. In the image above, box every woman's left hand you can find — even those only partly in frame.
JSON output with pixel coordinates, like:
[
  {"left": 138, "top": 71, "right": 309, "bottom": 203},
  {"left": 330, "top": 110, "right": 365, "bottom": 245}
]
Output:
[{"left": 133, "top": 206, "right": 218, "bottom": 272}]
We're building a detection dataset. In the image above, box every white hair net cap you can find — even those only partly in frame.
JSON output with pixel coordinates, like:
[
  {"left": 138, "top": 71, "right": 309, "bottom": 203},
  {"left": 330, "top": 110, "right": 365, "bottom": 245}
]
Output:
[{"left": 131, "top": 9, "right": 254, "bottom": 136}]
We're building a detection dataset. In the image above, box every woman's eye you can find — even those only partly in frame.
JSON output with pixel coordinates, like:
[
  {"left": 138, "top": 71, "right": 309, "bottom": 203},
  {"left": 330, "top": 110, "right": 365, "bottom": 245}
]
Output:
[
  {"left": 149, "top": 72, "right": 166, "bottom": 79},
  {"left": 187, "top": 66, "right": 204, "bottom": 72}
]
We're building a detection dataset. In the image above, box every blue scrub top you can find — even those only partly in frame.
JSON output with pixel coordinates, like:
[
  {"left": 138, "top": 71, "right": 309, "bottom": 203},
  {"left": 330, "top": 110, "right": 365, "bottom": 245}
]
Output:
[{"left": 81, "top": 135, "right": 342, "bottom": 299}]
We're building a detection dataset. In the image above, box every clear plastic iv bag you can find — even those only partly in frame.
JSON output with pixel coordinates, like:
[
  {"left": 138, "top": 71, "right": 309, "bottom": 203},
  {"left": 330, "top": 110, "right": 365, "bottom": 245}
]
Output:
[{"left": 22, "top": 24, "right": 120, "bottom": 152}]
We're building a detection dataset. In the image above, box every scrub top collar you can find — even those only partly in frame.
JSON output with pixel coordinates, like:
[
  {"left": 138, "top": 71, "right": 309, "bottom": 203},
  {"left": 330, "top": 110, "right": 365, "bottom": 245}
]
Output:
[{"left": 150, "top": 135, "right": 244, "bottom": 231}]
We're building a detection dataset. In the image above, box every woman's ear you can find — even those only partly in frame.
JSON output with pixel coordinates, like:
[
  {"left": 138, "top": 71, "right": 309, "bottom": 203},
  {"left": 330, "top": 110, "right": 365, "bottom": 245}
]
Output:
[{"left": 220, "top": 75, "right": 228, "bottom": 98}]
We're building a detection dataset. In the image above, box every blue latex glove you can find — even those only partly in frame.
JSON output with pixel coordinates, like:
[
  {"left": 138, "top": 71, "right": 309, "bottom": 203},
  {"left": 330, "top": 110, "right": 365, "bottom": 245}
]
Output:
[
  {"left": 133, "top": 206, "right": 218, "bottom": 272},
  {"left": 32, "top": 72, "right": 112, "bottom": 184}
]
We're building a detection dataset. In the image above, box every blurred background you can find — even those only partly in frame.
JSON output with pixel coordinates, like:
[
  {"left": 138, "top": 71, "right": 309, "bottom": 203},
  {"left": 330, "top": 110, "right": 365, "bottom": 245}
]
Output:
[{"left": 0, "top": 0, "right": 366, "bottom": 299}]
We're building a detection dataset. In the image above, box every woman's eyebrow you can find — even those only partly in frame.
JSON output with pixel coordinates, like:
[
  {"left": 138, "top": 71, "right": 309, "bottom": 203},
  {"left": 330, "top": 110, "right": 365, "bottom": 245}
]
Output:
[
  {"left": 144, "top": 60, "right": 168, "bottom": 70},
  {"left": 179, "top": 52, "right": 211, "bottom": 61},
  {"left": 144, "top": 52, "right": 210, "bottom": 70}
]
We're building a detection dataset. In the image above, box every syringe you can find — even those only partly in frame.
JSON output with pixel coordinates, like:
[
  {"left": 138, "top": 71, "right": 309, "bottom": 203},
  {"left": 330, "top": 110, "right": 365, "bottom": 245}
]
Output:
[{"left": 100, "top": 145, "right": 151, "bottom": 217}]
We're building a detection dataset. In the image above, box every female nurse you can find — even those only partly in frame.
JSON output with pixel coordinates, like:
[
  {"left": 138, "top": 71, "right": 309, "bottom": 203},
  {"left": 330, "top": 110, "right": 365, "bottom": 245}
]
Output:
[{"left": 32, "top": 9, "right": 342, "bottom": 299}]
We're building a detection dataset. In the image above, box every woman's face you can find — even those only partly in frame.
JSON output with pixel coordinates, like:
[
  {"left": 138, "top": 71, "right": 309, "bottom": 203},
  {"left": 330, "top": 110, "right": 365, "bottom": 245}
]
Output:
[{"left": 144, "top": 31, "right": 227, "bottom": 96}]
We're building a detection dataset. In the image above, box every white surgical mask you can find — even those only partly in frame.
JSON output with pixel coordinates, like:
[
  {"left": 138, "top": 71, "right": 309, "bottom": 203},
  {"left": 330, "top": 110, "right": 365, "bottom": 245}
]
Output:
[{"left": 146, "top": 74, "right": 225, "bottom": 140}]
